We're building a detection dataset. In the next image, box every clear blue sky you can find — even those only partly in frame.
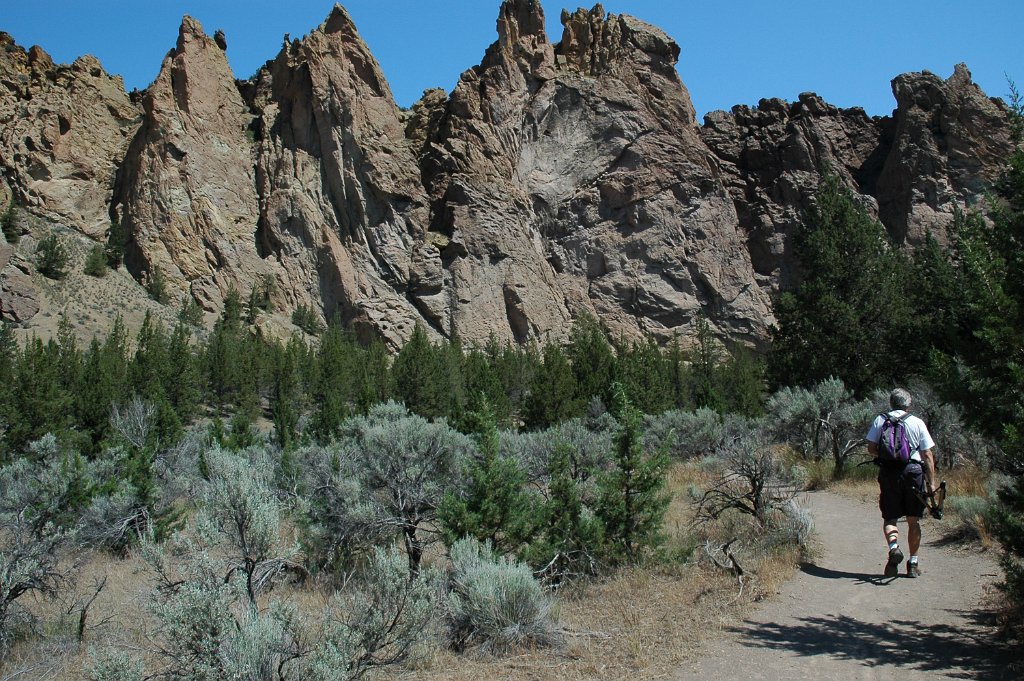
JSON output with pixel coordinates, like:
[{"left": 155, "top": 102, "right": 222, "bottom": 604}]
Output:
[{"left": 4, "top": 1, "right": 1022, "bottom": 120}]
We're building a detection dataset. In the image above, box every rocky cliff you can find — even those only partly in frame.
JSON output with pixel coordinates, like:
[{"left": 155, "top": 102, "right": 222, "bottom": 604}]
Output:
[{"left": 0, "top": 1, "right": 1013, "bottom": 350}]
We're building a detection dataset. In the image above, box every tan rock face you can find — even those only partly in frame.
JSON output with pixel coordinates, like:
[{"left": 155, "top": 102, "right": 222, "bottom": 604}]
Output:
[
  {"left": 0, "top": 33, "right": 139, "bottom": 238},
  {"left": 249, "top": 5, "right": 431, "bottom": 347},
  {"left": 0, "top": 2, "right": 1014, "bottom": 350},
  {"left": 112, "top": 16, "right": 268, "bottom": 310}
]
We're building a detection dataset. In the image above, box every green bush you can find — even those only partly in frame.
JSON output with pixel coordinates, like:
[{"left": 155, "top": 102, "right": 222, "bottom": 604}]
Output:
[
  {"left": 35, "top": 232, "right": 68, "bottom": 279},
  {"left": 84, "top": 243, "right": 108, "bottom": 277},
  {"left": 292, "top": 303, "right": 324, "bottom": 335}
]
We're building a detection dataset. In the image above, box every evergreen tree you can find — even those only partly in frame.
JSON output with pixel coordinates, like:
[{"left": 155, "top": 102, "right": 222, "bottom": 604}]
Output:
[
  {"left": 689, "top": 314, "right": 725, "bottom": 411},
  {"left": 768, "top": 174, "right": 911, "bottom": 394},
  {"left": 76, "top": 322, "right": 129, "bottom": 452},
  {"left": 0, "top": 196, "right": 17, "bottom": 244},
  {"left": 595, "top": 386, "right": 671, "bottom": 564},
  {"left": 357, "top": 339, "right": 391, "bottom": 413},
  {"left": 270, "top": 335, "right": 304, "bottom": 450},
  {"left": 617, "top": 337, "right": 674, "bottom": 416},
  {"left": 309, "top": 322, "right": 359, "bottom": 441},
  {"left": 522, "top": 440, "right": 603, "bottom": 583},
  {"left": 35, "top": 232, "right": 68, "bottom": 279},
  {"left": 105, "top": 219, "right": 128, "bottom": 269},
  {"left": 437, "top": 401, "right": 536, "bottom": 554},
  {"left": 390, "top": 324, "right": 447, "bottom": 419},
  {"left": 524, "top": 342, "right": 580, "bottom": 429},
  {"left": 566, "top": 313, "right": 617, "bottom": 409},
  {"left": 166, "top": 323, "right": 201, "bottom": 422},
  {"left": 718, "top": 343, "right": 767, "bottom": 417},
  {"left": 84, "top": 242, "right": 108, "bottom": 277},
  {"left": 130, "top": 312, "right": 180, "bottom": 442},
  {"left": 5, "top": 338, "right": 72, "bottom": 453}
]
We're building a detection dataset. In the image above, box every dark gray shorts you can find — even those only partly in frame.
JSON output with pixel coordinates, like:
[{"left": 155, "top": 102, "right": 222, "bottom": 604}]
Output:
[{"left": 878, "top": 462, "right": 926, "bottom": 522}]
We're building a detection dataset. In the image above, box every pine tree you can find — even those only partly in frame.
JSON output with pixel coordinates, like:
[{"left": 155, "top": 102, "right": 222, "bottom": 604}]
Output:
[
  {"left": 595, "top": 386, "right": 671, "bottom": 564},
  {"left": 768, "top": 175, "right": 910, "bottom": 394},
  {"left": 437, "top": 401, "right": 536, "bottom": 554},
  {"left": 567, "top": 313, "right": 617, "bottom": 409},
  {"left": 524, "top": 342, "right": 580, "bottom": 429}
]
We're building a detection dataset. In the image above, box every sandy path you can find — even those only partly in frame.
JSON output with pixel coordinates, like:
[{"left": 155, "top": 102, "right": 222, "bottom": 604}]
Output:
[{"left": 673, "top": 490, "right": 1017, "bottom": 680}]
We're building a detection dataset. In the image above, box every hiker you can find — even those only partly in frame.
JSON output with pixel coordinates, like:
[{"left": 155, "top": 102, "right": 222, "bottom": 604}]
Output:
[{"left": 865, "top": 388, "right": 937, "bottom": 578}]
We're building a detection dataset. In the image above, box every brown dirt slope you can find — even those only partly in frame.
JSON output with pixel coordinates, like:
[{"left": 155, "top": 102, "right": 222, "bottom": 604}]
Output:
[{"left": 674, "top": 490, "right": 1018, "bottom": 680}]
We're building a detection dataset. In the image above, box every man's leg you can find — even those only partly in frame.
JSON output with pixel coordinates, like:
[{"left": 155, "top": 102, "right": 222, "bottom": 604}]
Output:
[
  {"left": 907, "top": 516, "right": 921, "bottom": 555},
  {"left": 906, "top": 516, "right": 922, "bottom": 577},
  {"left": 884, "top": 522, "right": 899, "bottom": 549},
  {"left": 883, "top": 519, "right": 903, "bottom": 577}
]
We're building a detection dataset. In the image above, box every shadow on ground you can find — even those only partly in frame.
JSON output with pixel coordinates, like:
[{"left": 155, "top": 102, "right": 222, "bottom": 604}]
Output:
[
  {"left": 799, "top": 561, "right": 889, "bottom": 585},
  {"left": 728, "top": 610, "right": 1020, "bottom": 680}
]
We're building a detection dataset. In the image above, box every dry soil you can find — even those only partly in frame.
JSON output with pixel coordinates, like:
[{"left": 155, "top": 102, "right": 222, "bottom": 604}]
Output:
[{"left": 673, "top": 490, "right": 1018, "bottom": 680}]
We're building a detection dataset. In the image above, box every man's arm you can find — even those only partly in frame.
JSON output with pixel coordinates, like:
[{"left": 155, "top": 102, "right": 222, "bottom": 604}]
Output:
[
  {"left": 920, "top": 447, "right": 937, "bottom": 494},
  {"left": 867, "top": 441, "right": 878, "bottom": 456}
]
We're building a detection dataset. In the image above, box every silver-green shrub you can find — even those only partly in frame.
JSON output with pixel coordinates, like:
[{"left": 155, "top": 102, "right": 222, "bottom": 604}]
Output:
[
  {"left": 305, "top": 547, "right": 438, "bottom": 680},
  {"left": 86, "top": 648, "right": 144, "bottom": 681},
  {"left": 327, "top": 402, "right": 474, "bottom": 574},
  {"left": 644, "top": 407, "right": 726, "bottom": 459},
  {"left": 445, "top": 538, "right": 560, "bottom": 654},
  {"left": 143, "top": 535, "right": 304, "bottom": 681},
  {"left": 0, "top": 445, "right": 82, "bottom": 649},
  {"left": 200, "top": 446, "right": 298, "bottom": 605}
]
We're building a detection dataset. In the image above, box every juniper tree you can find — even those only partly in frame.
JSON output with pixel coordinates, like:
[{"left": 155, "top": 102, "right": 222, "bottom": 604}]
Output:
[
  {"left": 567, "top": 313, "right": 617, "bottom": 409},
  {"left": 35, "top": 232, "right": 68, "bottom": 279},
  {"left": 768, "top": 174, "right": 912, "bottom": 394},
  {"left": 437, "top": 401, "right": 536, "bottom": 554},
  {"left": 524, "top": 342, "right": 580, "bottom": 429},
  {"left": 522, "top": 440, "right": 603, "bottom": 582},
  {"left": 595, "top": 387, "right": 671, "bottom": 564}
]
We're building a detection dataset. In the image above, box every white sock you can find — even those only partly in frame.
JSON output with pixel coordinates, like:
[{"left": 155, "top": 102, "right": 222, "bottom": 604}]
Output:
[
  {"left": 888, "top": 541, "right": 899, "bottom": 551},
  {"left": 909, "top": 555, "right": 918, "bottom": 564}
]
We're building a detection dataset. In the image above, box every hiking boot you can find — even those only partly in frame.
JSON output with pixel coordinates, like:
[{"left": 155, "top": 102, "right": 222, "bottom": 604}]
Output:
[
  {"left": 884, "top": 547, "right": 904, "bottom": 578},
  {"left": 906, "top": 561, "right": 921, "bottom": 578}
]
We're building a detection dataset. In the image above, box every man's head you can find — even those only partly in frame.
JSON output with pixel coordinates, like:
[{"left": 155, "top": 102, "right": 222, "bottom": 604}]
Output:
[{"left": 889, "top": 387, "right": 912, "bottom": 411}]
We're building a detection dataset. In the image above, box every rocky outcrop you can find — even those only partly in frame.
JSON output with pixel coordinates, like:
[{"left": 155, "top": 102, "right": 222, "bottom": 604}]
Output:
[
  {"left": 700, "top": 64, "right": 1011, "bottom": 290},
  {"left": 0, "top": 241, "right": 38, "bottom": 323},
  {"left": 877, "top": 64, "right": 1011, "bottom": 244},
  {"left": 0, "top": 2, "right": 1014, "bottom": 350},
  {"left": 112, "top": 17, "right": 269, "bottom": 311},
  {"left": 249, "top": 5, "right": 431, "bottom": 346},
  {"left": 0, "top": 33, "right": 139, "bottom": 238}
]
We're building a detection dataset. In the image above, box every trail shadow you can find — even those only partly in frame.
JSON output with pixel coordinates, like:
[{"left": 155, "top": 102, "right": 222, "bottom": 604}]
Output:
[
  {"left": 800, "top": 561, "right": 889, "bottom": 585},
  {"left": 728, "top": 611, "right": 1019, "bottom": 679}
]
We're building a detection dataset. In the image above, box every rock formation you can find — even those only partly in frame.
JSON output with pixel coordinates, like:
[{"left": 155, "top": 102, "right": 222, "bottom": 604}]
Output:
[
  {"left": 0, "top": 1, "right": 1013, "bottom": 347},
  {"left": 112, "top": 16, "right": 269, "bottom": 311},
  {"left": 0, "top": 33, "right": 139, "bottom": 238}
]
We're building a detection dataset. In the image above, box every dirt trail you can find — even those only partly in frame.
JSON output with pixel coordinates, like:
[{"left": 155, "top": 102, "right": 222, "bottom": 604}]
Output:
[{"left": 673, "top": 490, "right": 1017, "bottom": 680}]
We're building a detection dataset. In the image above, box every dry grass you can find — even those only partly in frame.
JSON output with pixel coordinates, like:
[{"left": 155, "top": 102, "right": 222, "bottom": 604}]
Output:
[{"left": 0, "top": 461, "right": 804, "bottom": 681}]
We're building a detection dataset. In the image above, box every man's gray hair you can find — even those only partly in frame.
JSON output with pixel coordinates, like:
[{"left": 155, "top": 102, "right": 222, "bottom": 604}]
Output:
[{"left": 889, "top": 388, "right": 912, "bottom": 410}]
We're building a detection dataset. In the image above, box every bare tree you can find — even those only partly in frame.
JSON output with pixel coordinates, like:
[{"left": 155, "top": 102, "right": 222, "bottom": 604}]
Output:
[{"left": 695, "top": 428, "right": 800, "bottom": 526}]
